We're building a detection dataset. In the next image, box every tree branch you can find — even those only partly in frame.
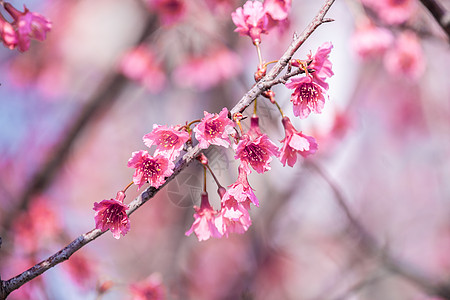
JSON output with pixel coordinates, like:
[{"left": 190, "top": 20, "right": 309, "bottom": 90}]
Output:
[
  {"left": 419, "top": 0, "right": 450, "bottom": 41},
  {"left": 0, "top": 1, "right": 336, "bottom": 298}
]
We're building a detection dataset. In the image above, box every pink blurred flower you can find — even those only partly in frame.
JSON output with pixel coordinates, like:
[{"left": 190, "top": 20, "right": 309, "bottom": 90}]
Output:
[
  {"left": 235, "top": 115, "right": 280, "bottom": 174},
  {"left": 280, "top": 116, "right": 318, "bottom": 167},
  {"left": 362, "top": 0, "right": 415, "bottom": 25},
  {"left": 173, "top": 47, "right": 242, "bottom": 90},
  {"left": 185, "top": 192, "right": 222, "bottom": 241},
  {"left": 0, "top": 14, "right": 17, "bottom": 49},
  {"left": 93, "top": 191, "right": 130, "bottom": 239},
  {"left": 4, "top": 3, "right": 51, "bottom": 52},
  {"left": 148, "top": 0, "right": 186, "bottom": 26},
  {"left": 120, "top": 45, "right": 166, "bottom": 93},
  {"left": 130, "top": 273, "right": 166, "bottom": 300},
  {"left": 226, "top": 164, "right": 259, "bottom": 207},
  {"left": 231, "top": 0, "right": 268, "bottom": 43},
  {"left": 263, "top": 0, "right": 291, "bottom": 21},
  {"left": 143, "top": 124, "right": 190, "bottom": 160},
  {"left": 285, "top": 76, "right": 327, "bottom": 119},
  {"left": 351, "top": 21, "right": 393, "bottom": 59},
  {"left": 194, "top": 108, "right": 234, "bottom": 149},
  {"left": 384, "top": 31, "right": 425, "bottom": 80},
  {"left": 127, "top": 150, "right": 175, "bottom": 189},
  {"left": 307, "top": 41, "right": 334, "bottom": 90}
]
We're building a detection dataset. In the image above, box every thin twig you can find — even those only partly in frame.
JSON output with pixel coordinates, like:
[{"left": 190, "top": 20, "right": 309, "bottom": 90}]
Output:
[
  {"left": 0, "top": 1, "right": 337, "bottom": 298},
  {"left": 419, "top": 0, "right": 450, "bottom": 41}
]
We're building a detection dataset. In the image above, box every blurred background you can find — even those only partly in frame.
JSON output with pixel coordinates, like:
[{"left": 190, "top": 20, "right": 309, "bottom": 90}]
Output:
[{"left": 0, "top": 0, "right": 449, "bottom": 299}]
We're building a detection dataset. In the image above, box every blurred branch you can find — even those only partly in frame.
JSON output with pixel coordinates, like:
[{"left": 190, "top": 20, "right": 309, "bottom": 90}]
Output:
[
  {"left": 0, "top": 1, "right": 336, "bottom": 298},
  {"left": 419, "top": 0, "right": 450, "bottom": 41},
  {"left": 0, "top": 16, "right": 157, "bottom": 240},
  {"left": 306, "top": 159, "right": 450, "bottom": 299}
]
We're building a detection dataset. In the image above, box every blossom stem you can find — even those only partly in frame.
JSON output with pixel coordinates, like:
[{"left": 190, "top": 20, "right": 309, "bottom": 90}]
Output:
[
  {"left": 205, "top": 164, "right": 222, "bottom": 190},
  {"left": 123, "top": 181, "right": 134, "bottom": 193},
  {"left": 187, "top": 119, "right": 201, "bottom": 128},
  {"left": 253, "top": 98, "right": 257, "bottom": 115},
  {"left": 203, "top": 165, "right": 207, "bottom": 193},
  {"left": 263, "top": 60, "right": 279, "bottom": 68},
  {"left": 254, "top": 41, "right": 263, "bottom": 66},
  {"left": 273, "top": 100, "right": 285, "bottom": 117}
]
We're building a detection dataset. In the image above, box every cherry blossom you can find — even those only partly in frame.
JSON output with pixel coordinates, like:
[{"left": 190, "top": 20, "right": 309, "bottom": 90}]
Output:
[
  {"left": 93, "top": 191, "right": 130, "bottom": 239},
  {"left": 147, "top": 0, "right": 186, "bottom": 26},
  {"left": 185, "top": 192, "right": 222, "bottom": 241},
  {"left": 130, "top": 273, "right": 166, "bottom": 300},
  {"left": 231, "top": 0, "right": 268, "bottom": 43},
  {"left": 4, "top": 3, "right": 51, "bottom": 52},
  {"left": 226, "top": 164, "right": 259, "bottom": 207},
  {"left": 128, "top": 150, "right": 175, "bottom": 189},
  {"left": 0, "top": 14, "right": 17, "bottom": 49},
  {"left": 307, "top": 41, "right": 334, "bottom": 90},
  {"left": 351, "top": 21, "right": 393, "bottom": 59},
  {"left": 285, "top": 75, "right": 327, "bottom": 119},
  {"left": 263, "top": 0, "right": 291, "bottom": 21},
  {"left": 361, "top": 0, "right": 416, "bottom": 25},
  {"left": 235, "top": 115, "right": 280, "bottom": 174},
  {"left": 280, "top": 116, "right": 318, "bottom": 167},
  {"left": 216, "top": 203, "right": 252, "bottom": 237},
  {"left": 193, "top": 107, "right": 235, "bottom": 149},
  {"left": 143, "top": 124, "right": 190, "bottom": 160}
]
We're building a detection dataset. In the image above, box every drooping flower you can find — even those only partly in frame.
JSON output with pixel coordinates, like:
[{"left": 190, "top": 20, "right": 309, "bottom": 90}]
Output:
[
  {"left": 194, "top": 108, "right": 235, "bottom": 149},
  {"left": 280, "top": 116, "right": 318, "bottom": 167},
  {"left": 231, "top": 0, "right": 268, "bottom": 43},
  {"left": 263, "top": 0, "right": 291, "bottom": 21},
  {"left": 127, "top": 150, "right": 174, "bottom": 189},
  {"left": 147, "top": 0, "right": 186, "bottom": 26},
  {"left": 93, "top": 191, "right": 130, "bottom": 239},
  {"left": 0, "top": 14, "right": 18, "bottom": 50},
  {"left": 234, "top": 115, "right": 280, "bottom": 174},
  {"left": 120, "top": 45, "right": 166, "bottom": 93},
  {"left": 307, "top": 41, "right": 334, "bottom": 90},
  {"left": 226, "top": 164, "right": 259, "bottom": 207},
  {"left": 143, "top": 124, "right": 190, "bottom": 160},
  {"left": 185, "top": 192, "right": 222, "bottom": 241},
  {"left": 384, "top": 31, "right": 425, "bottom": 80},
  {"left": 285, "top": 76, "right": 327, "bottom": 119},
  {"left": 361, "top": 0, "right": 415, "bottom": 25},
  {"left": 4, "top": 3, "right": 51, "bottom": 52},
  {"left": 130, "top": 273, "right": 166, "bottom": 300}
]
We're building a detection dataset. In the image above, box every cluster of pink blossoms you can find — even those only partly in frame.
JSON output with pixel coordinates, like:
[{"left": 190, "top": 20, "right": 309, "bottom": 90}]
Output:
[
  {"left": 0, "top": 2, "right": 51, "bottom": 52},
  {"left": 94, "top": 0, "right": 333, "bottom": 242}
]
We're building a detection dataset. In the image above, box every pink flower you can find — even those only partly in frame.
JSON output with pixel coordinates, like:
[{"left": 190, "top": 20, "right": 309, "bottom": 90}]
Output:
[
  {"left": 231, "top": 0, "right": 268, "bottom": 43},
  {"left": 4, "top": 3, "right": 51, "bottom": 52},
  {"left": 235, "top": 115, "right": 280, "bottom": 174},
  {"left": 193, "top": 108, "right": 235, "bottom": 149},
  {"left": 351, "top": 21, "right": 393, "bottom": 59},
  {"left": 130, "top": 273, "right": 165, "bottom": 300},
  {"left": 173, "top": 47, "right": 242, "bottom": 91},
  {"left": 280, "top": 116, "right": 318, "bottom": 167},
  {"left": 362, "top": 0, "right": 415, "bottom": 25},
  {"left": 226, "top": 164, "right": 259, "bottom": 207},
  {"left": 285, "top": 76, "right": 327, "bottom": 119},
  {"left": 263, "top": 0, "right": 291, "bottom": 21},
  {"left": 120, "top": 45, "right": 166, "bottom": 93},
  {"left": 185, "top": 192, "right": 222, "bottom": 241},
  {"left": 143, "top": 124, "right": 190, "bottom": 160},
  {"left": 127, "top": 150, "right": 175, "bottom": 189},
  {"left": 0, "top": 14, "right": 17, "bottom": 50},
  {"left": 148, "top": 0, "right": 186, "bottom": 26},
  {"left": 93, "top": 191, "right": 130, "bottom": 239},
  {"left": 384, "top": 31, "right": 425, "bottom": 80},
  {"left": 307, "top": 42, "right": 334, "bottom": 90}
]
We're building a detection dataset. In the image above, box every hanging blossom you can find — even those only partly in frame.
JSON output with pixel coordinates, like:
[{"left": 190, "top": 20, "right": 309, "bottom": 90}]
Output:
[
  {"left": 3, "top": 2, "right": 51, "bottom": 52},
  {"left": 143, "top": 124, "right": 190, "bottom": 160},
  {"left": 235, "top": 115, "right": 280, "bottom": 174},
  {"left": 185, "top": 192, "right": 222, "bottom": 241},
  {"left": 263, "top": 0, "right": 291, "bottom": 22},
  {"left": 194, "top": 107, "right": 235, "bottom": 149},
  {"left": 287, "top": 42, "right": 333, "bottom": 119},
  {"left": 226, "top": 164, "right": 259, "bottom": 207},
  {"left": 361, "top": 0, "right": 415, "bottom": 25},
  {"left": 0, "top": 14, "right": 17, "bottom": 49},
  {"left": 93, "top": 191, "right": 130, "bottom": 239},
  {"left": 215, "top": 186, "right": 252, "bottom": 238},
  {"left": 280, "top": 116, "right": 318, "bottom": 167},
  {"left": 127, "top": 150, "right": 175, "bottom": 190},
  {"left": 129, "top": 273, "right": 166, "bottom": 300},
  {"left": 351, "top": 20, "right": 393, "bottom": 59},
  {"left": 147, "top": 0, "right": 186, "bottom": 26},
  {"left": 231, "top": 0, "right": 268, "bottom": 43}
]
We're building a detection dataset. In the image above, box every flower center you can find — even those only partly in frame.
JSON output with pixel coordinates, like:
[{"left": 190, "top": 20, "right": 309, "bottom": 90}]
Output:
[
  {"left": 243, "top": 143, "right": 266, "bottom": 163},
  {"left": 105, "top": 204, "right": 125, "bottom": 224},
  {"left": 157, "top": 132, "right": 179, "bottom": 148},
  {"left": 205, "top": 120, "right": 223, "bottom": 137},
  {"left": 142, "top": 159, "right": 161, "bottom": 180},
  {"left": 299, "top": 82, "right": 319, "bottom": 103}
]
